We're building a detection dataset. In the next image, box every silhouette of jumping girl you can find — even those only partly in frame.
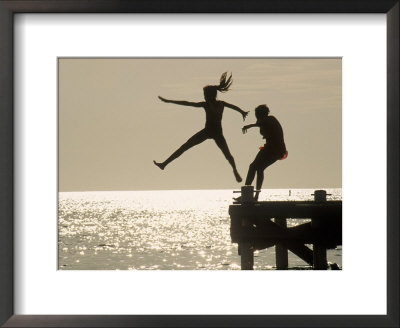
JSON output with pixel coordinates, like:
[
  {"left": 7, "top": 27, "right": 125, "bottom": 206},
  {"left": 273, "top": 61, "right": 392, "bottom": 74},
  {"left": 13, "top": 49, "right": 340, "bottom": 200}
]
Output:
[
  {"left": 154, "top": 72, "right": 248, "bottom": 182},
  {"left": 241, "top": 105, "right": 287, "bottom": 200}
]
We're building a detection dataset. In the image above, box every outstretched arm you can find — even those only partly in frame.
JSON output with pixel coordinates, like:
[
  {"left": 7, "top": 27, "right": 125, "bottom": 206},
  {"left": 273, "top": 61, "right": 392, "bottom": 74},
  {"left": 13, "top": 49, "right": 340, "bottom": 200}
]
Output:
[
  {"left": 158, "top": 96, "right": 204, "bottom": 108},
  {"left": 223, "top": 101, "right": 249, "bottom": 121},
  {"left": 242, "top": 123, "right": 258, "bottom": 134}
]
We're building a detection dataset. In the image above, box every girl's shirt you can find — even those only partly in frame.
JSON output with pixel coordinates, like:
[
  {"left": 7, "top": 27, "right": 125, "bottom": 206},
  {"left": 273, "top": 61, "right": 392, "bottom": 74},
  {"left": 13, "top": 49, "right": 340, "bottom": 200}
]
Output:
[{"left": 257, "top": 115, "right": 286, "bottom": 149}]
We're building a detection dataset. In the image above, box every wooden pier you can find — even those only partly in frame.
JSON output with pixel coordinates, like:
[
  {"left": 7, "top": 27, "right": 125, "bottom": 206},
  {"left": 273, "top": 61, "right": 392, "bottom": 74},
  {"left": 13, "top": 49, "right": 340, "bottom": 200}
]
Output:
[{"left": 229, "top": 188, "right": 342, "bottom": 270}]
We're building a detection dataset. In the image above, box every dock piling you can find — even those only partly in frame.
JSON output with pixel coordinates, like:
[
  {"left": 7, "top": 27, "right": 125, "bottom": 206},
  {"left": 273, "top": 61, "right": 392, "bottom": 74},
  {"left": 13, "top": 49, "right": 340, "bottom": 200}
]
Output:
[
  {"left": 240, "top": 242, "right": 254, "bottom": 270},
  {"left": 312, "top": 190, "right": 328, "bottom": 270},
  {"left": 241, "top": 185, "right": 255, "bottom": 203},
  {"left": 275, "top": 217, "right": 288, "bottom": 270}
]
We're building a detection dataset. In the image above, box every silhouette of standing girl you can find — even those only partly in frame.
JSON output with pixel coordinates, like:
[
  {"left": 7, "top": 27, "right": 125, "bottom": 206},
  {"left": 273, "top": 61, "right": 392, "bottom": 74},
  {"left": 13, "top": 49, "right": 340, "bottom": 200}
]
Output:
[{"left": 154, "top": 72, "right": 248, "bottom": 182}]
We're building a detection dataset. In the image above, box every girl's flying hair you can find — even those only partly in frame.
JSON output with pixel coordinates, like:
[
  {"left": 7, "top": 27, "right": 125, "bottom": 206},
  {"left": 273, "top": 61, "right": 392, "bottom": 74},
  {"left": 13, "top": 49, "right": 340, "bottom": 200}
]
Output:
[
  {"left": 217, "top": 72, "right": 233, "bottom": 92},
  {"left": 203, "top": 72, "right": 233, "bottom": 100}
]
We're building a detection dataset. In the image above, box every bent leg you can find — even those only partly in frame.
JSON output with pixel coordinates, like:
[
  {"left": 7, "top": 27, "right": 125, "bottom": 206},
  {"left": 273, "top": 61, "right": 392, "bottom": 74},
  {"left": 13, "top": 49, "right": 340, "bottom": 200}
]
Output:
[
  {"left": 255, "top": 169, "right": 265, "bottom": 191},
  {"left": 155, "top": 129, "right": 208, "bottom": 169},
  {"left": 214, "top": 134, "right": 242, "bottom": 182},
  {"left": 245, "top": 149, "right": 278, "bottom": 188},
  {"left": 245, "top": 149, "right": 264, "bottom": 186},
  {"left": 245, "top": 161, "right": 257, "bottom": 186},
  {"left": 255, "top": 155, "right": 279, "bottom": 190}
]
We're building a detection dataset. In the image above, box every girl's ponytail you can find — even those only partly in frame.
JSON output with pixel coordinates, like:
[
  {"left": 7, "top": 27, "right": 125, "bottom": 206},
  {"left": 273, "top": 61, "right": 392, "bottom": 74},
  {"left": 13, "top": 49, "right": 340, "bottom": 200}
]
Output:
[{"left": 217, "top": 72, "right": 233, "bottom": 92}]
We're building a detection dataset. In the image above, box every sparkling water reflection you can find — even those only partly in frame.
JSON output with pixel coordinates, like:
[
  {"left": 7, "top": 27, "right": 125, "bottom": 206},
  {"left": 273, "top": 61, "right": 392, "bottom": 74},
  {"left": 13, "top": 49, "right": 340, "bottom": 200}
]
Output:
[{"left": 58, "top": 189, "right": 342, "bottom": 270}]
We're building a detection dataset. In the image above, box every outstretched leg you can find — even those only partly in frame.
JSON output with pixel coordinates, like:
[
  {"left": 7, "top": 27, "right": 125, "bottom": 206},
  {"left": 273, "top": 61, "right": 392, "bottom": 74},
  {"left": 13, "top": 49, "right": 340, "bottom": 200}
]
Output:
[
  {"left": 214, "top": 134, "right": 242, "bottom": 182},
  {"left": 154, "top": 129, "right": 208, "bottom": 169}
]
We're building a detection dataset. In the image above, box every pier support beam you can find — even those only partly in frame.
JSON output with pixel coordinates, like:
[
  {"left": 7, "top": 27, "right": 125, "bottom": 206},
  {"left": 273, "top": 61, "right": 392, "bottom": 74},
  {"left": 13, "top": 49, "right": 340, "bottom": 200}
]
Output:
[
  {"left": 275, "top": 217, "right": 288, "bottom": 270},
  {"left": 240, "top": 242, "right": 254, "bottom": 270},
  {"left": 312, "top": 190, "right": 328, "bottom": 270},
  {"left": 313, "top": 243, "right": 327, "bottom": 270}
]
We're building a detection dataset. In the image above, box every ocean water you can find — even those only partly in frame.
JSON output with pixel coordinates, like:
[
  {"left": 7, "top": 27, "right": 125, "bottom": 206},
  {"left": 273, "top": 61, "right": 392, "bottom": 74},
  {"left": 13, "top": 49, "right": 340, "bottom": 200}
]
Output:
[{"left": 58, "top": 189, "right": 342, "bottom": 270}]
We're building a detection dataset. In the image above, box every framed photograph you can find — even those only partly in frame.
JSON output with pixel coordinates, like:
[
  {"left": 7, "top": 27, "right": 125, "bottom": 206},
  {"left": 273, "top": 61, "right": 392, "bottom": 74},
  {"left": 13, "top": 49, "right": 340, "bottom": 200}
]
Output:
[
  {"left": 1, "top": 0, "right": 398, "bottom": 327},
  {"left": 56, "top": 57, "right": 342, "bottom": 272}
]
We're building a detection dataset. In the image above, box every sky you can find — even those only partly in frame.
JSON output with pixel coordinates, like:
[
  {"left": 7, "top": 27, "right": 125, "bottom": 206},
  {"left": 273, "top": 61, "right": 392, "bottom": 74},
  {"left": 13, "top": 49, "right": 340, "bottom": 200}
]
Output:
[{"left": 58, "top": 58, "right": 341, "bottom": 191}]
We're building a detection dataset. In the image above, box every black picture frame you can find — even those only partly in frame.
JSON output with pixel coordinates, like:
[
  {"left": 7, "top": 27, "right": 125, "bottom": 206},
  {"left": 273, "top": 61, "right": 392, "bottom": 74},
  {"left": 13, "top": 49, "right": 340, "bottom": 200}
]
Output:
[{"left": 0, "top": 1, "right": 398, "bottom": 327}]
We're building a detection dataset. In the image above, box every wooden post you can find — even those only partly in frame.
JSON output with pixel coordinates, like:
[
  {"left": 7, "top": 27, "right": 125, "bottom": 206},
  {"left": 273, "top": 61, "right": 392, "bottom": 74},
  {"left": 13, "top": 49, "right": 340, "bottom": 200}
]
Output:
[
  {"left": 241, "top": 185, "right": 255, "bottom": 203},
  {"left": 275, "top": 217, "right": 288, "bottom": 270},
  {"left": 240, "top": 242, "right": 254, "bottom": 270},
  {"left": 239, "top": 186, "right": 255, "bottom": 270},
  {"left": 239, "top": 217, "right": 254, "bottom": 270},
  {"left": 313, "top": 244, "right": 327, "bottom": 270},
  {"left": 314, "top": 189, "right": 327, "bottom": 203},
  {"left": 312, "top": 190, "right": 328, "bottom": 270}
]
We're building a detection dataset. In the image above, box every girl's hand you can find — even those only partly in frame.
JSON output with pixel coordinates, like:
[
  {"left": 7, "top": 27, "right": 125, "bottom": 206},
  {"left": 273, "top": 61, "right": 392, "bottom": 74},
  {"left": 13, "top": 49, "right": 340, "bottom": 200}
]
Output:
[
  {"left": 242, "top": 126, "right": 249, "bottom": 134},
  {"left": 242, "top": 111, "right": 249, "bottom": 121}
]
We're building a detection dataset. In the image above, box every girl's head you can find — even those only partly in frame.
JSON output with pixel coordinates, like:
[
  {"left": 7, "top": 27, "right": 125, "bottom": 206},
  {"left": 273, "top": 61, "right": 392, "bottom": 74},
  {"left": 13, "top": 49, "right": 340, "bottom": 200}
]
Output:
[
  {"left": 255, "top": 105, "right": 270, "bottom": 120},
  {"left": 203, "top": 72, "right": 233, "bottom": 102}
]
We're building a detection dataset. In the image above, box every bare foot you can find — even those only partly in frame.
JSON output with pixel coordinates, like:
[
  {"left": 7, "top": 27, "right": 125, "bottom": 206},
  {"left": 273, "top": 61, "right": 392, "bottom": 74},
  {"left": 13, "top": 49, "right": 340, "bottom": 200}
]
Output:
[
  {"left": 233, "top": 169, "right": 242, "bottom": 183},
  {"left": 153, "top": 160, "right": 165, "bottom": 170}
]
